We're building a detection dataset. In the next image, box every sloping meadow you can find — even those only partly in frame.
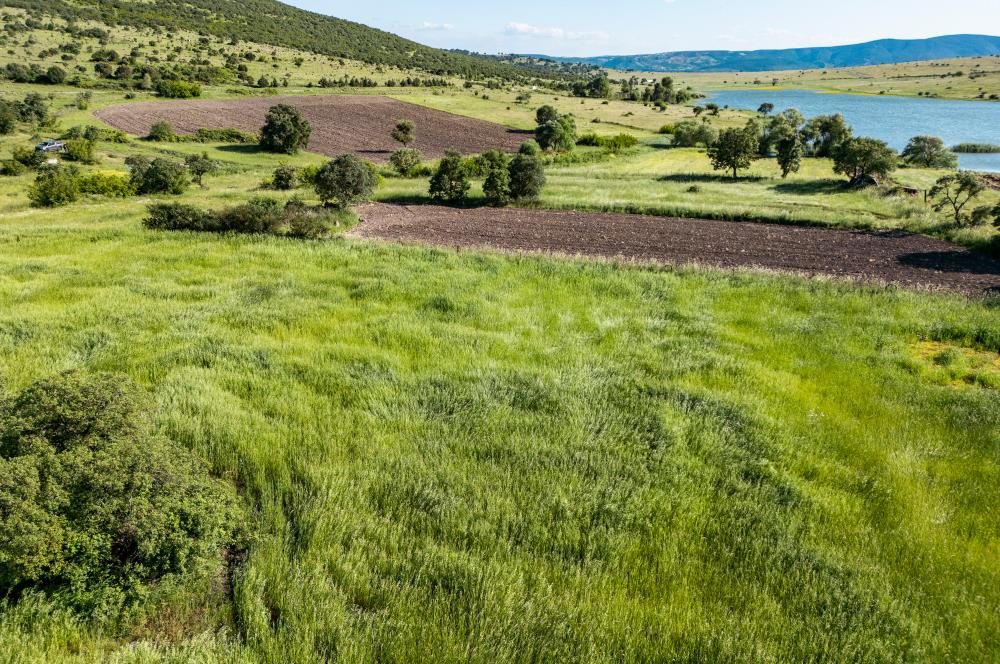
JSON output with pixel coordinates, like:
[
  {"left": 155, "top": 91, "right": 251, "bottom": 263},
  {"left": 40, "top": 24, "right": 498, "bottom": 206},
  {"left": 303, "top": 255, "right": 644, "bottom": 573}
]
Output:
[{"left": 0, "top": 214, "right": 997, "bottom": 662}]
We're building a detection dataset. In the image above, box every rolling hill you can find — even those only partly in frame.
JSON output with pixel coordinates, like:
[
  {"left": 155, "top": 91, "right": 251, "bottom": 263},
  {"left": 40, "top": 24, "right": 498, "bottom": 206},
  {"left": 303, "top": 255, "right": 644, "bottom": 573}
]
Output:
[
  {"left": 1, "top": 0, "right": 551, "bottom": 79},
  {"left": 529, "top": 34, "right": 1000, "bottom": 72}
]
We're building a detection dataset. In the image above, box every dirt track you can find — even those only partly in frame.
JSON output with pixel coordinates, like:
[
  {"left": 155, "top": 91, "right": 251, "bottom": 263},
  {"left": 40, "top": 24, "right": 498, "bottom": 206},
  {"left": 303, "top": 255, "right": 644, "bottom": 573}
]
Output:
[
  {"left": 352, "top": 203, "right": 1000, "bottom": 297},
  {"left": 95, "top": 95, "right": 529, "bottom": 162}
]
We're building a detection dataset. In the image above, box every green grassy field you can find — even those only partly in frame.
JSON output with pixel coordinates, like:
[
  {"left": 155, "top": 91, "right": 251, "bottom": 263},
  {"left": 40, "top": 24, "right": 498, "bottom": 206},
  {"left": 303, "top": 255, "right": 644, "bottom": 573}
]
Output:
[
  {"left": 1, "top": 12, "right": 1000, "bottom": 663},
  {"left": 1, "top": 193, "right": 998, "bottom": 662}
]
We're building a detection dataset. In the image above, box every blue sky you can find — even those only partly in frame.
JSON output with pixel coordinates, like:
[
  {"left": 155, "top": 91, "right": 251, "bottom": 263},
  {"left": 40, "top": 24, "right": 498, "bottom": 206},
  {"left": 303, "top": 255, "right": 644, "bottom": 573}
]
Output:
[{"left": 286, "top": 0, "right": 1000, "bottom": 57}]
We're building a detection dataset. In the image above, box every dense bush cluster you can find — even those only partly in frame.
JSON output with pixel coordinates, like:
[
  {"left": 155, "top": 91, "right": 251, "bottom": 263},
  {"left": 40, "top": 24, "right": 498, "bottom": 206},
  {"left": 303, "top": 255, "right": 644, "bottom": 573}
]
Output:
[
  {"left": 576, "top": 133, "right": 640, "bottom": 152},
  {"left": 125, "top": 156, "right": 190, "bottom": 195},
  {"left": 144, "top": 197, "right": 348, "bottom": 238},
  {"left": 0, "top": 371, "right": 243, "bottom": 617},
  {"left": 534, "top": 106, "right": 577, "bottom": 153},
  {"left": 314, "top": 154, "right": 377, "bottom": 208},
  {"left": 259, "top": 104, "right": 311, "bottom": 155}
]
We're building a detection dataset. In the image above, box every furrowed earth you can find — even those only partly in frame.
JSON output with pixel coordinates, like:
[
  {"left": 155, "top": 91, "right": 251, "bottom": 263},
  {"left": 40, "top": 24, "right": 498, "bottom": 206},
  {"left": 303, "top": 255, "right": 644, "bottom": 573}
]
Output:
[
  {"left": 95, "top": 95, "right": 531, "bottom": 162},
  {"left": 353, "top": 203, "right": 1000, "bottom": 297}
]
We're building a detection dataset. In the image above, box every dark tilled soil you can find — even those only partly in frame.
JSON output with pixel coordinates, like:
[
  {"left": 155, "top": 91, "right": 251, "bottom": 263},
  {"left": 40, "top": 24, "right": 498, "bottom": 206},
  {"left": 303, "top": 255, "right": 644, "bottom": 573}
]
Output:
[
  {"left": 95, "top": 95, "right": 529, "bottom": 162},
  {"left": 352, "top": 203, "right": 1000, "bottom": 297}
]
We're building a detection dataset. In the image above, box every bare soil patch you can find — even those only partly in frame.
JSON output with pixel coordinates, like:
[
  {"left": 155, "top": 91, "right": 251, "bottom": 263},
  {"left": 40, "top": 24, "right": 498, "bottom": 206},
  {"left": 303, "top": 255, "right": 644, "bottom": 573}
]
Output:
[
  {"left": 95, "top": 95, "right": 529, "bottom": 162},
  {"left": 352, "top": 203, "right": 1000, "bottom": 297}
]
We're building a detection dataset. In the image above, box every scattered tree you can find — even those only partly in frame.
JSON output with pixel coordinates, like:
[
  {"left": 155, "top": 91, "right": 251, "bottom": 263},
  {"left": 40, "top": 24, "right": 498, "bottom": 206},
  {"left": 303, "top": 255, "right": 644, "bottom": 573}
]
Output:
[
  {"left": 126, "top": 156, "right": 189, "bottom": 195},
  {"left": 260, "top": 104, "right": 311, "bottom": 154},
  {"left": 391, "top": 120, "right": 415, "bottom": 147},
  {"left": 389, "top": 148, "right": 422, "bottom": 176},
  {"left": 508, "top": 153, "right": 546, "bottom": 201},
  {"left": 27, "top": 165, "right": 80, "bottom": 208},
  {"left": 314, "top": 154, "right": 376, "bottom": 207},
  {"left": 707, "top": 126, "right": 760, "bottom": 180},
  {"left": 184, "top": 152, "right": 216, "bottom": 187},
  {"left": 146, "top": 121, "right": 178, "bottom": 142},
  {"left": 776, "top": 134, "right": 804, "bottom": 178},
  {"left": 901, "top": 136, "right": 958, "bottom": 169},
  {"left": 272, "top": 164, "right": 299, "bottom": 190},
  {"left": 757, "top": 103, "right": 775, "bottom": 115},
  {"left": 801, "top": 114, "right": 853, "bottom": 157},
  {"left": 536, "top": 109, "right": 576, "bottom": 153},
  {"left": 832, "top": 137, "right": 897, "bottom": 184},
  {"left": 928, "top": 172, "right": 987, "bottom": 225},
  {"left": 672, "top": 120, "right": 719, "bottom": 148},
  {"left": 429, "top": 151, "right": 470, "bottom": 203}
]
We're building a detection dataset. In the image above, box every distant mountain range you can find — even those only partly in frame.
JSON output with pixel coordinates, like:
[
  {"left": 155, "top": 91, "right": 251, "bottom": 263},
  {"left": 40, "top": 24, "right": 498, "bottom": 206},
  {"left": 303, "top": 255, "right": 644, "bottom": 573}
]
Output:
[{"left": 526, "top": 35, "right": 1000, "bottom": 72}]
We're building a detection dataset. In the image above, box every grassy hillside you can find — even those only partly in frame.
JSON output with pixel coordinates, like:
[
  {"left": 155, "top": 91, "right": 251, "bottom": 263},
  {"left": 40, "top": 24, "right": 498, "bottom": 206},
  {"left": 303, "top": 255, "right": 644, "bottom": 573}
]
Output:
[
  {"left": 671, "top": 56, "right": 1000, "bottom": 101},
  {"left": 534, "top": 34, "right": 1000, "bottom": 72},
  {"left": 1, "top": 0, "right": 550, "bottom": 80}
]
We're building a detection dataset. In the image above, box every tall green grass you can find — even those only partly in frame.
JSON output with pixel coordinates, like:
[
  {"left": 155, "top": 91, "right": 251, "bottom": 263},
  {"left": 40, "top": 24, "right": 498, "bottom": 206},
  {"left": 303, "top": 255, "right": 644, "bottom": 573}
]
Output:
[{"left": 0, "top": 202, "right": 997, "bottom": 661}]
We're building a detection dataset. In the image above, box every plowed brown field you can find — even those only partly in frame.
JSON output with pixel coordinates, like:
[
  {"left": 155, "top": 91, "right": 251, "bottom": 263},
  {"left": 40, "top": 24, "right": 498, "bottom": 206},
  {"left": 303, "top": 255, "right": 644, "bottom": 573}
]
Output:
[
  {"left": 352, "top": 203, "right": 1000, "bottom": 296},
  {"left": 95, "top": 95, "right": 529, "bottom": 162}
]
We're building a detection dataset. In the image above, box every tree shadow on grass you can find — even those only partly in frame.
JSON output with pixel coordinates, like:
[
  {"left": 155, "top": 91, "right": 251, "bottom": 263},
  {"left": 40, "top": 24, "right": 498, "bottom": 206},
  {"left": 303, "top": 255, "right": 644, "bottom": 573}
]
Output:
[
  {"left": 377, "top": 193, "right": 494, "bottom": 209},
  {"left": 770, "top": 179, "right": 849, "bottom": 195},
  {"left": 896, "top": 250, "right": 1000, "bottom": 276},
  {"left": 656, "top": 173, "right": 768, "bottom": 184},
  {"left": 216, "top": 144, "right": 268, "bottom": 155}
]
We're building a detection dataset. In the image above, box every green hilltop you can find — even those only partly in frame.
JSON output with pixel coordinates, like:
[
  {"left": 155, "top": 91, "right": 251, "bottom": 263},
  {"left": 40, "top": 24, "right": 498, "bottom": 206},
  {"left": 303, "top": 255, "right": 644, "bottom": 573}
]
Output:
[{"left": 2, "top": 0, "right": 552, "bottom": 79}]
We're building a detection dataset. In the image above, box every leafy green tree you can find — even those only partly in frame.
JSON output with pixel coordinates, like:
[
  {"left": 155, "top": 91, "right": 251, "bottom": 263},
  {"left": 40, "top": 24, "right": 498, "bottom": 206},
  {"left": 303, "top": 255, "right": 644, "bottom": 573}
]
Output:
[
  {"left": 146, "top": 121, "right": 178, "bottom": 142},
  {"left": 260, "top": 104, "right": 311, "bottom": 154},
  {"left": 184, "top": 152, "right": 216, "bottom": 187},
  {"left": 391, "top": 119, "right": 415, "bottom": 147},
  {"left": 126, "top": 156, "right": 189, "bottom": 195},
  {"left": 801, "top": 114, "right": 853, "bottom": 157},
  {"left": 707, "top": 126, "right": 760, "bottom": 180},
  {"left": 0, "top": 371, "right": 242, "bottom": 615},
  {"left": 16, "top": 94, "right": 48, "bottom": 124},
  {"left": 776, "top": 134, "right": 804, "bottom": 178},
  {"left": 928, "top": 172, "right": 987, "bottom": 225},
  {"left": 672, "top": 120, "right": 719, "bottom": 148},
  {"left": 27, "top": 165, "right": 80, "bottom": 208},
  {"left": 272, "top": 164, "right": 299, "bottom": 190},
  {"left": 63, "top": 138, "right": 98, "bottom": 164},
  {"left": 901, "top": 136, "right": 958, "bottom": 169},
  {"left": 429, "top": 151, "right": 470, "bottom": 203},
  {"left": 535, "top": 105, "right": 560, "bottom": 126},
  {"left": 389, "top": 148, "right": 422, "bottom": 176},
  {"left": 0, "top": 101, "right": 15, "bottom": 135},
  {"left": 483, "top": 160, "right": 512, "bottom": 206},
  {"left": 508, "top": 154, "right": 546, "bottom": 202},
  {"left": 314, "top": 154, "right": 376, "bottom": 208},
  {"left": 832, "top": 137, "right": 897, "bottom": 183},
  {"left": 536, "top": 112, "right": 576, "bottom": 153},
  {"left": 44, "top": 65, "right": 66, "bottom": 84},
  {"left": 519, "top": 140, "right": 541, "bottom": 156},
  {"left": 757, "top": 103, "right": 774, "bottom": 115}
]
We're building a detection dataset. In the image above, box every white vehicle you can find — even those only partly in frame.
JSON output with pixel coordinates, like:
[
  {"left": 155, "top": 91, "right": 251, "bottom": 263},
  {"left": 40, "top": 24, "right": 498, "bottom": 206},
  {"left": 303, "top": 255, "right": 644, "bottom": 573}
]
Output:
[{"left": 35, "top": 139, "right": 66, "bottom": 153}]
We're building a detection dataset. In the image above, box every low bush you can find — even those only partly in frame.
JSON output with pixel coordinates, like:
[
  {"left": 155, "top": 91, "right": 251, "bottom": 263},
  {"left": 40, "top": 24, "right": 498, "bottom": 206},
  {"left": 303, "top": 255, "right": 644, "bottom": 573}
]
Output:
[
  {"left": 27, "top": 165, "right": 80, "bottom": 208},
  {"left": 126, "top": 156, "right": 189, "bottom": 195},
  {"left": 61, "top": 125, "right": 129, "bottom": 144},
  {"left": 194, "top": 127, "right": 258, "bottom": 144},
  {"left": 146, "top": 121, "right": 178, "bottom": 142},
  {"left": 429, "top": 151, "right": 470, "bottom": 203},
  {"left": 77, "top": 171, "right": 134, "bottom": 198},
  {"left": 0, "top": 371, "right": 243, "bottom": 616},
  {"left": 144, "top": 199, "right": 344, "bottom": 238},
  {"left": 672, "top": 120, "right": 720, "bottom": 148},
  {"left": 0, "top": 160, "right": 27, "bottom": 177},
  {"left": 297, "top": 165, "right": 320, "bottom": 187},
  {"left": 63, "top": 138, "right": 98, "bottom": 164},
  {"left": 389, "top": 148, "right": 423, "bottom": 177},
  {"left": 315, "top": 155, "right": 376, "bottom": 208},
  {"left": 143, "top": 202, "right": 213, "bottom": 231},
  {"left": 12, "top": 146, "right": 47, "bottom": 170},
  {"left": 508, "top": 153, "right": 546, "bottom": 201},
  {"left": 155, "top": 80, "right": 202, "bottom": 99},
  {"left": 272, "top": 165, "right": 299, "bottom": 190},
  {"left": 576, "top": 133, "right": 640, "bottom": 152}
]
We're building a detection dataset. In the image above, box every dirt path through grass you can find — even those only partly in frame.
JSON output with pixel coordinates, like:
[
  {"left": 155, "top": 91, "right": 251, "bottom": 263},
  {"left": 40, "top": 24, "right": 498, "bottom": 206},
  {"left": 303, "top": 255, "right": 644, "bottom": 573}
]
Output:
[{"left": 352, "top": 203, "right": 1000, "bottom": 296}]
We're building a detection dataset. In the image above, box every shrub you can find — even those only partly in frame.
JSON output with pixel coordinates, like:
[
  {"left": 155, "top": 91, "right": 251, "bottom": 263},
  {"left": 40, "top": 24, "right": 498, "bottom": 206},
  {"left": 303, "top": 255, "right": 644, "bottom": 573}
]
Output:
[
  {"left": 297, "top": 164, "right": 319, "bottom": 187},
  {"left": 929, "top": 172, "right": 987, "bottom": 225},
  {"left": 77, "top": 172, "right": 134, "bottom": 198},
  {"left": 658, "top": 124, "right": 675, "bottom": 135},
  {"left": 833, "top": 137, "right": 898, "bottom": 183},
  {"left": 577, "top": 133, "right": 639, "bottom": 152},
  {"left": 194, "top": 127, "right": 257, "bottom": 144},
  {"left": 389, "top": 148, "right": 423, "bottom": 176},
  {"left": 519, "top": 140, "right": 541, "bottom": 156},
  {"left": 483, "top": 161, "right": 511, "bottom": 206},
  {"left": 155, "top": 80, "right": 201, "bottom": 99},
  {"left": 0, "top": 371, "right": 243, "bottom": 615},
  {"left": 127, "top": 156, "right": 189, "bottom": 195},
  {"left": 146, "top": 121, "right": 178, "bottom": 142},
  {"left": 536, "top": 113, "right": 576, "bottom": 153},
  {"left": 272, "top": 165, "right": 299, "bottom": 190},
  {"left": 143, "top": 202, "right": 213, "bottom": 231},
  {"left": 0, "top": 160, "right": 27, "bottom": 177},
  {"left": 314, "top": 155, "right": 376, "bottom": 208},
  {"left": 508, "top": 154, "right": 546, "bottom": 201},
  {"left": 260, "top": 104, "right": 311, "bottom": 154},
  {"left": 61, "top": 125, "right": 128, "bottom": 144},
  {"left": 27, "top": 165, "right": 80, "bottom": 207},
  {"left": 212, "top": 197, "right": 285, "bottom": 233},
  {"left": 12, "top": 146, "right": 47, "bottom": 170},
  {"left": 391, "top": 119, "right": 415, "bottom": 146},
  {"left": 429, "top": 151, "right": 470, "bottom": 203},
  {"left": 63, "top": 138, "right": 98, "bottom": 164},
  {"left": 672, "top": 120, "right": 719, "bottom": 148},
  {"left": 0, "top": 101, "right": 15, "bottom": 135}
]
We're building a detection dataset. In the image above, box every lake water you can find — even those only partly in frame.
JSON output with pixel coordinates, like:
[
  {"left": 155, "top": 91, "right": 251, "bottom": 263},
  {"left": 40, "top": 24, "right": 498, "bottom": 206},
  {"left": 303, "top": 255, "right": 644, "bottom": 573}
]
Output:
[{"left": 705, "top": 89, "right": 1000, "bottom": 172}]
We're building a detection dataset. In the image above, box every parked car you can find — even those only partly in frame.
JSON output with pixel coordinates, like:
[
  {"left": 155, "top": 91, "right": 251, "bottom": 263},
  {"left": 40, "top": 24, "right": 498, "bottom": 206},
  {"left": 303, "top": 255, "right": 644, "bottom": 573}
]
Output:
[{"left": 35, "top": 139, "right": 65, "bottom": 153}]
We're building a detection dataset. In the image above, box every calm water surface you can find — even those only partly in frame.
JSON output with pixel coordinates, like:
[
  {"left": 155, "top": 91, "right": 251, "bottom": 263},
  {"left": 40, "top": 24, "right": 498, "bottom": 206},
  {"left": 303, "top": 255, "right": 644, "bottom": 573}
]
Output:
[{"left": 706, "top": 89, "right": 1000, "bottom": 172}]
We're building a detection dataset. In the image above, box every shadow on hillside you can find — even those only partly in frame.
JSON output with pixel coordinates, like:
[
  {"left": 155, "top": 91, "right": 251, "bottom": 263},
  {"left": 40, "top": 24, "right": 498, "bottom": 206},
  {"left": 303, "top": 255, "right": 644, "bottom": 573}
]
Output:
[
  {"left": 378, "top": 193, "right": 492, "bottom": 209},
  {"left": 216, "top": 144, "right": 267, "bottom": 155},
  {"left": 896, "top": 250, "right": 1000, "bottom": 276},
  {"left": 771, "top": 179, "right": 848, "bottom": 195},
  {"left": 657, "top": 173, "right": 768, "bottom": 184}
]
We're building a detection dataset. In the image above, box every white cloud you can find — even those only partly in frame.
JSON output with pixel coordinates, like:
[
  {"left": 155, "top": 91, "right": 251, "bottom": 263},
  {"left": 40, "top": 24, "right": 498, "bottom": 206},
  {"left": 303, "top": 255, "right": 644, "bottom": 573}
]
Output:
[
  {"left": 416, "top": 21, "right": 454, "bottom": 31},
  {"left": 504, "top": 22, "right": 609, "bottom": 42}
]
